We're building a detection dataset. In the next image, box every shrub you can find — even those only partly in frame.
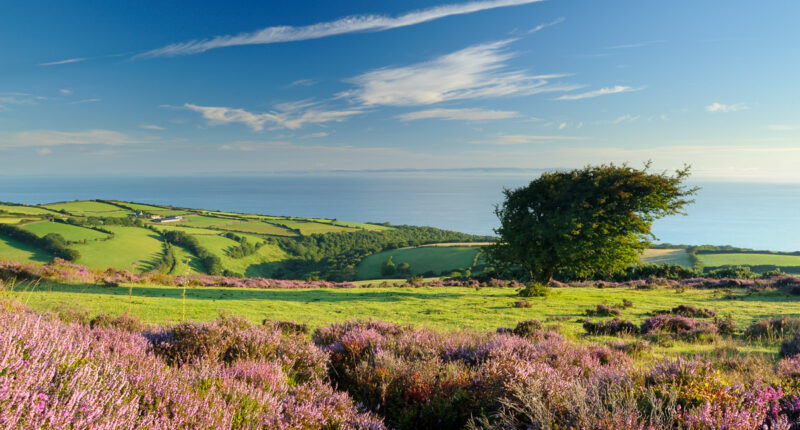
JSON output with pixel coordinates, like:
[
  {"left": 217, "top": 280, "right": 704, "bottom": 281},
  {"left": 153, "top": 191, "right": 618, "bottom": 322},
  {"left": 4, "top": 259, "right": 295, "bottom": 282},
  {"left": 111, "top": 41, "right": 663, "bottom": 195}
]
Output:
[
  {"left": 584, "top": 304, "right": 622, "bottom": 317},
  {"left": 714, "top": 314, "right": 737, "bottom": 336},
  {"left": 512, "top": 319, "right": 544, "bottom": 337},
  {"left": 640, "top": 315, "right": 718, "bottom": 340},
  {"left": 89, "top": 313, "right": 144, "bottom": 332},
  {"left": 263, "top": 318, "right": 310, "bottom": 335},
  {"left": 621, "top": 298, "right": 633, "bottom": 308},
  {"left": 655, "top": 304, "right": 717, "bottom": 318},
  {"left": 610, "top": 339, "right": 650, "bottom": 356},
  {"left": 780, "top": 332, "right": 800, "bottom": 357},
  {"left": 583, "top": 318, "right": 639, "bottom": 336},
  {"left": 744, "top": 317, "right": 800, "bottom": 341},
  {"left": 512, "top": 299, "right": 532, "bottom": 308},
  {"left": 518, "top": 282, "right": 549, "bottom": 297}
]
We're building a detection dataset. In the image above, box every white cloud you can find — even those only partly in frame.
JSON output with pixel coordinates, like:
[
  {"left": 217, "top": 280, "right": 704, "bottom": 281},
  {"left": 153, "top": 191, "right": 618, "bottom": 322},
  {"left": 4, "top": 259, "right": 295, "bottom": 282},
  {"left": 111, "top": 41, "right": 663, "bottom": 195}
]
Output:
[
  {"left": 705, "top": 102, "right": 749, "bottom": 113},
  {"left": 35, "top": 148, "right": 53, "bottom": 156},
  {"left": 612, "top": 114, "right": 640, "bottom": 124},
  {"left": 140, "top": 124, "right": 165, "bottom": 130},
  {"left": 558, "top": 122, "right": 567, "bottom": 130},
  {"left": 287, "top": 79, "right": 318, "bottom": 88},
  {"left": 343, "top": 40, "right": 577, "bottom": 106},
  {"left": 528, "top": 17, "right": 565, "bottom": 34},
  {"left": 555, "top": 85, "right": 642, "bottom": 101},
  {"left": 603, "top": 40, "right": 665, "bottom": 50},
  {"left": 59, "top": 89, "right": 73, "bottom": 96},
  {"left": 184, "top": 101, "right": 366, "bottom": 131},
  {"left": 302, "top": 132, "right": 329, "bottom": 138},
  {"left": 138, "top": 0, "right": 544, "bottom": 58},
  {"left": 39, "top": 58, "right": 87, "bottom": 66},
  {"left": 0, "top": 129, "right": 150, "bottom": 147},
  {"left": 70, "top": 98, "right": 101, "bottom": 104},
  {"left": 470, "top": 134, "right": 587, "bottom": 145},
  {"left": 396, "top": 108, "right": 519, "bottom": 121}
]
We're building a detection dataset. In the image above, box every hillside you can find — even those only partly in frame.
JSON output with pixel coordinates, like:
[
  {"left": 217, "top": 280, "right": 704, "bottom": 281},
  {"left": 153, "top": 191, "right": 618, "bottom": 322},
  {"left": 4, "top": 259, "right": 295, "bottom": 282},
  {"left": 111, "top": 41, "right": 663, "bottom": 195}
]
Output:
[{"left": 0, "top": 200, "right": 491, "bottom": 281}]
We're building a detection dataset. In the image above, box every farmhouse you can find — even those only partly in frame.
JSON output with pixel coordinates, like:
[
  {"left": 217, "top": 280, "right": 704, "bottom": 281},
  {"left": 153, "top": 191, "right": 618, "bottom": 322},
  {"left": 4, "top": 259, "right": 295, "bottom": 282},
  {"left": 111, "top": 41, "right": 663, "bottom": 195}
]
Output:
[{"left": 152, "top": 215, "right": 183, "bottom": 223}]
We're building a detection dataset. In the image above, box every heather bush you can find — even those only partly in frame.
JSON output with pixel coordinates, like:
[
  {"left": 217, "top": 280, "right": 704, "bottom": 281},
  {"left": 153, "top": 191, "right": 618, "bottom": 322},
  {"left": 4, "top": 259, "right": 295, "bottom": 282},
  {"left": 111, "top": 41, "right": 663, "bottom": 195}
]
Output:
[
  {"left": 610, "top": 339, "right": 651, "bottom": 356},
  {"left": 512, "top": 319, "right": 544, "bottom": 337},
  {"left": 512, "top": 299, "right": 532, "bottom": 308},
  {"left": 517, "top": 282, "right": 549, "bottom": 297},
  {"left": 715, "top": 313, "right": 738, "bottom": 336},
  {"left": 640, "top": 314, "right": 718, "bottom": 340},
  {"left": 780, "top": 332, "right": 800, "bottom": 358},
  {"left": 655, "top": 304, "right": 717, "bottom": 318},
  {"left": 584, "top": 303, "right": 622, "bottom": 317},
  {"left": 744, "top": 316, "right": 800, "bottom": 341},
  {"left": 583, "top": 318, "right": 640, "bottom": 336},
  {"left": 263, "top": 318, "right": 310, "bottom": 335},
  {"left": 89, "top": 312, "right": 144, "bottom": 332}
]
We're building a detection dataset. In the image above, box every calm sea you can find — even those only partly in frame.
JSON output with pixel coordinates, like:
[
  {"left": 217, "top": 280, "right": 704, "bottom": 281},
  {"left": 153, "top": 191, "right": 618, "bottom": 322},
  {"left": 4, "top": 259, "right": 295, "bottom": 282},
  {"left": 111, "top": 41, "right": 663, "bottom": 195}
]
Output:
[{"left": 1, "top": 174, "right": 798, "bottom": 252}]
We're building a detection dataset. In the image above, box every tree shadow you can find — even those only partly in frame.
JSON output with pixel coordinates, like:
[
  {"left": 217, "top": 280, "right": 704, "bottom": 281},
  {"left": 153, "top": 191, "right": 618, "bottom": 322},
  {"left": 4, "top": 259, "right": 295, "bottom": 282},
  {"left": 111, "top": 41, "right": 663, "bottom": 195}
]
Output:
[{"left": 0, "top": 236, "right": 53, "bottom": 263}]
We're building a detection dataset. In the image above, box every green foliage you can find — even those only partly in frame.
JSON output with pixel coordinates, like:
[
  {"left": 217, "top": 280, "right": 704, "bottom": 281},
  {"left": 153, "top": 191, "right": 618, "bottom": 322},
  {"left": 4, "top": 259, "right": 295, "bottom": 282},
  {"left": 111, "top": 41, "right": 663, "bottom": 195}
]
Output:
[
  {"left": 381, "top": 256, "right": 397, "bottom": 276},
  {"left": 486, "top": 163, "right": 697, "bottom": 282},
  {"left": 163, "top": 230, "right": 223, "bottom": 275},
  {"left": 0, "top": 223, "right": 80, "bottom": 261},
  {"left": 518, "top": 282, "right": 550, "bottom": 298}
]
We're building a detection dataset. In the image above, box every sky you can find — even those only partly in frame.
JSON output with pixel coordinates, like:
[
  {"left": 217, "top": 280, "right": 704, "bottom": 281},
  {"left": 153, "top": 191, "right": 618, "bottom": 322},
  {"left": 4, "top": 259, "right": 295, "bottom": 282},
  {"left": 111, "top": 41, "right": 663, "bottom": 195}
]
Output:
[{"left": 1, "top": 0, "right": 799, "bottom": 180}]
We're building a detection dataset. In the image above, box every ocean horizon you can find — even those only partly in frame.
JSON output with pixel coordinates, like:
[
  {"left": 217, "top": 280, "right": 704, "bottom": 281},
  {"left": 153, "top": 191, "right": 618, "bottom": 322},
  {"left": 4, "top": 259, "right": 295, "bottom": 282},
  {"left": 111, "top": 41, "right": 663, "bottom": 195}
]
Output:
[{"left": 1, "top": 173, "right": 798, "bottom": 252}]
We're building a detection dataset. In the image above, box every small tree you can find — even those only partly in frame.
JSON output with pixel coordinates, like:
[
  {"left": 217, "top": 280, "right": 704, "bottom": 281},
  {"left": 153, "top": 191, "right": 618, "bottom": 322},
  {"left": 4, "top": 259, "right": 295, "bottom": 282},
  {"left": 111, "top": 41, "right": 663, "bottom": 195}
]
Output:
[
  {"left": 381, "top": 256, "right": 397, "bottom": 276},
  {"left": 486, "top": 163, "right": 697, "bottom": 283}
]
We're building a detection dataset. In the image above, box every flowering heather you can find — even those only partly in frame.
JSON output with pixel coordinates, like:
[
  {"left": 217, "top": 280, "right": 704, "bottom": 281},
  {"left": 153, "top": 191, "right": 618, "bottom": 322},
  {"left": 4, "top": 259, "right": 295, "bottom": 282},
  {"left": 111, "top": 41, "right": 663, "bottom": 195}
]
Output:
[
  {"left": 0, "top": 305, "right": 384, "bottom": 429},
  {"left": 640, "top": 314, "right": 718, "bottom": 339}
]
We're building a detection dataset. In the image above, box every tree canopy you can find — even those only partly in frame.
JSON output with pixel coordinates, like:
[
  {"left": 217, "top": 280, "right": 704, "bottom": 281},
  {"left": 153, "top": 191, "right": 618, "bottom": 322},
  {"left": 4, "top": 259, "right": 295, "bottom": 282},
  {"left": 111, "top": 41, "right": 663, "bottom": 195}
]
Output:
[{"left": 486, "top": 163, "right": 697, "bottom": 282}]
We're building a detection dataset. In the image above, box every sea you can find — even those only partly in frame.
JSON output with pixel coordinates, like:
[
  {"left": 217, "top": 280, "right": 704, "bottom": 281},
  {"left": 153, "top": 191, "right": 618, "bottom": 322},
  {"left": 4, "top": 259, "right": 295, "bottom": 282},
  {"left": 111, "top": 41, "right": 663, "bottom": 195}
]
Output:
[{"left": 1, "top": 173, "right": 799, "bottom": 252}]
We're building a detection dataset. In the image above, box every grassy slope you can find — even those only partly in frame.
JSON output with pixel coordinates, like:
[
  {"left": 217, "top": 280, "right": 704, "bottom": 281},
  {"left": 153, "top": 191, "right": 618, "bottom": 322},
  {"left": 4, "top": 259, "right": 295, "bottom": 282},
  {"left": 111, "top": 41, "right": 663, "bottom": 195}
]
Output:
[
  {"left": 0, "top": 236, "right": 53, "bottom": 264},
  {"left": 0, "top": 204, "right": 56, "bottom": 216},
  {"left": 268, "top": 220, "right": 359, "bottom": 235},
  {"left": 0, "top": 218, "right": 23, "bottom": 224},
  {"left": 217, "top": 221, "right": 296, "bottom": 236},
  {"left": 43, "top": 201, "right": 129, "bottom": 215},
  {"left": 71, "top": 226, "right": 164, "bottom": 272},
  {"left": 191, "top": 234, "right": 288, "bottom": 277},
  {"left": 21, "top": 222, "right": 110, "bottom": 242},
  {"left": 357, "top": 246, "right": 481, "bottom": 279},
  {"left": 640, "top": 248, "right": 694, "bottom": 267},
  {"left": 6, "top": 283, "right": 794, "bottom": 355},
  {"left": 177, "top": 215, "right": 237, "bottom": 228},
  {"left": 698, "top": 252, "right": 800, "bottom": 267}
]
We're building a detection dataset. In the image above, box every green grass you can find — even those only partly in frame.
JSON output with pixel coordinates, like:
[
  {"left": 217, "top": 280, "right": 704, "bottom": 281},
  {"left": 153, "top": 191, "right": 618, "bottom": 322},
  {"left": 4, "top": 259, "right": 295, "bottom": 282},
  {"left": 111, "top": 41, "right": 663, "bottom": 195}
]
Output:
[
  {"left": 177, "top": 215, "right": 237, "bottom": 228},
  {"left": 21, "top": 222, "right": 110, "bottom": 242},
  {"left": 4, "top": 282, "right": 795, "bottom": 355},
  {"left": 71, "top": 226, "right": 165, "bottom": 272},
  {"left": 0, "top": 204, "right": 56, "bottom": 216},
  {"left": 357, "top": 246, "right": 481, "bottom": 279},
  {"left": 43, "top": 201, "right": 130, "bottom": 216},
  {"left": 0, "top": 218, "right": 23, "bottom": 224},
  {"left": 191, "top": 235, "right": 288, "bottom": 277},
  {"left": 169, "top": 245, "right": 204, "bottom": 275},
  {"left": 641, "top": 248, "right": 694, "bottom": 267},
  {"left": 267, "top": 219, "right": 360, "bottom": 235},
  {"left": 111, "top": 201, "right": 167, "bottom": 211},
  {"left": 332, "top": 221, "right": 394, "bottom": 231},
  {"left": 218, "top": 221, "right": 297, "bottom": 236},
  {"left": 698, "top": 252, "right": 800, "bottom": 267},
  {"left": 0, "top": 235, "right": 53, "bottom": 264}
]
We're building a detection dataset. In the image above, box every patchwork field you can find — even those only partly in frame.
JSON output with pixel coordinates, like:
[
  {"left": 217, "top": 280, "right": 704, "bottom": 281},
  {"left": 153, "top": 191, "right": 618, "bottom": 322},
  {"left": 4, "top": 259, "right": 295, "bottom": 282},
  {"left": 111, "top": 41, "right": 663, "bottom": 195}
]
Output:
[
  {"left": 0, "top": 236, "right": 52, "bottom": 264},
  {"left": 218, "top": 220, "right": 297, "bottom": 236},
  {"left": 269, "top": 219, "right": 360, "bottom": 235},
  {"left": 21, "top": 221, "right": 110, "bottom": 242},
  {"left": 43, "top": 200, "right": 130, "bottom": 216},
  {"left": 357, "top": 245, "right": 482, "bottom": 279},
  {"left": 72, "top": 226, "right": 165, "bottom": 272},
  {"left": 697, "top": 252, "right": 800, "bottom": 267}
]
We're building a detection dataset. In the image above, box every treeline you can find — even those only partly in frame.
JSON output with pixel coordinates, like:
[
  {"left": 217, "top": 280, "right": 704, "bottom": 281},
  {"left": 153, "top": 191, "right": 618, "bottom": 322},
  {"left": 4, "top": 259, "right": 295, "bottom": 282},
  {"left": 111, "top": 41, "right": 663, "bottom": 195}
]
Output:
[
  {"left": 221, "top": 232, "right": 264, "bottom": 259},
  {"left": 152, "top": 242, "right": 178, "bottom": 274},
  {"left": 0, "top": 224, "right": 80, "bottom": 261},
  {"left": 162, "top": 230, "right": 222, "bottom": 275},
  {"left": 274, "top": 226, "right": 492, "bottom": 281}
]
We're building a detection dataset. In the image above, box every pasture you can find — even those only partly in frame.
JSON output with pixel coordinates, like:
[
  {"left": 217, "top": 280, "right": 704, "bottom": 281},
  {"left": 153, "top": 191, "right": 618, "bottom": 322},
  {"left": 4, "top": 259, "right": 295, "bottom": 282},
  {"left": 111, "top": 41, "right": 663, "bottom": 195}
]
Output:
[
  {"left": 218, "top": 220, "right": 297, "bottom": 236},
  {"left": 268, "top": 219, "right": 359, "bottom": 235},
  {"left": 71, "top": 226, "right": 165, "bottom": 272},
  {"left": 0, "top": 204, "right": 57, "bottom": 216},
  {"left": 191, "top": 234, "right": 288, "bottom": 277},
  {"left": 42, "top": 200, "right": 130, "bottom": 215},
  {"left": 4, "top": 281, "right": 796, "bottom": 356},
  {"left": 697, "top": 252, "right": 800, "bottom": 268},
  {"left": 0, "top": 236, "right": 52, "bottom": 264},
  {"left": 21, "top": 221, "right": 110, "bottom": 242},
  {"left": 640, "top": 248, "right": 694, "bottom": 266},
  {"left": 357, "top": 245, "right": 481, "bottom": 279}
]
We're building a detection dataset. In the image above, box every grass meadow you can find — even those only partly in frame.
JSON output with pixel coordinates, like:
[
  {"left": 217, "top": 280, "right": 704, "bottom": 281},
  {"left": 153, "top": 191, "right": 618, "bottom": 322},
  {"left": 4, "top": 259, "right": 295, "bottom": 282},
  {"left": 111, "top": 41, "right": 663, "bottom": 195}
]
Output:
[
  {"left": 72, "top": 226, "right": 165, "bottom": 272},
  {"left": 21, "top": 221, "right": 110, "bottom": 242},
  {"left": 357, "top": 246, "right": 482, "bottom": 279}
]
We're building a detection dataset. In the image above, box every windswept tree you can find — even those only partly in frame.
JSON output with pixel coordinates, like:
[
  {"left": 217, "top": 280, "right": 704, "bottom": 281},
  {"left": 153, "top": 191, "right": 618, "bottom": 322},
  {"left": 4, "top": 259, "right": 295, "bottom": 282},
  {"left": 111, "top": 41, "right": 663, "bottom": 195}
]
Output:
[{"left": 486, "top": 163, "right": 697, "bottom": 283}]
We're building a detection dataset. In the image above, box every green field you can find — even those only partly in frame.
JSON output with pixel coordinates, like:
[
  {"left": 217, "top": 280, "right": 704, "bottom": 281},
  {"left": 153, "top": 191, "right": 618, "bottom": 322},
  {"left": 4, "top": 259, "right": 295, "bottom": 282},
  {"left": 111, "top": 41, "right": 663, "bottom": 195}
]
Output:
[
  {"left": 71, "top": 226, "right": 165, "bottom": 272},
  {"left": 43, "top": 200, "right": 129, "bottom": 215},
  {"left": 697, "top": 252, "right": 800, "bottom": 267},
  {"left": 0, "top": 236, "right": 52, "bottom": 264},
  {"left": 0, "top": 204, "right": 57, "bottom": 216},
  {"left": 218, "top": 220, "right": 297, "bottom": 236},
  {"left": 3, "top": 282, "right": 794, "bottom": 355},
  {"left": 640, "top": 248, "right": 694, "bottom": 266},
  {"left": 268, "top": 219, "right": 359, "bottom": 235},
  {"left": 333, "top": 220, "right": 394, "bottom": 231},
  {"left": 192, "top": 234, "right": 288, "bottom": 277},
  {"left": 21, "top": 221, "right": 110, "bottom": 242},
  {"left": 357, "top": 246, "right": 481, "bottom": 279},
  {"left": 0, "top": 218, "right": 23, "bottom": 224},
  {"left": 177, "top": 215, "right": 237, "bottom": 228}
]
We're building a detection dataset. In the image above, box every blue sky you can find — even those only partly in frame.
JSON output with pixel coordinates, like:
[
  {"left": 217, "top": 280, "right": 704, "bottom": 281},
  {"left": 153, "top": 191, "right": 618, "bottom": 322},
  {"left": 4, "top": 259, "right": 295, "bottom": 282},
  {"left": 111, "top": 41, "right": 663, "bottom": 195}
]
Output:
[{"left": 1, "top": 0, "right": 799, "bottom": 180}]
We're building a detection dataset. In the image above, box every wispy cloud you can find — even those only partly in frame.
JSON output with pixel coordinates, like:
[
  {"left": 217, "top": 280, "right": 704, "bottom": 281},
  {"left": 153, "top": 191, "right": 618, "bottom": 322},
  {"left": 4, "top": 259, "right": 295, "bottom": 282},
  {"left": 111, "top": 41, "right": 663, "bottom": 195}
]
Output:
[
  {"left": 286, "top": 79, "right": 318, "bottom": 88},
  {"left": 0, "top": 129, "right": 151, "bottom": 147},
  {"left": 184, "top": 101, "right": 366, "bottom": 131},
  {"left": 558, "top": 122, "right": 567, "bottom": 130},
  {"left": 342, "top": 40, "right": 577, "bottom": 106},
  {"left": 397, "top": 108, "right": 519, "bottom": 121},
  {"left": 302, "top": 132, "right": 329, "bottom": 138},
  {"left": 470, "top": 134, "right": 587, "bottom": 145},
  {"left": 527, "top": 17, "right": 565, "bottom": 34},
  {"left": 39, "top": 57, "right": 87, "bottom": 66},
  {"left": 35, "top": 148, "right": 53, "bottom": 156},
  {"left": 555, "top": 85, "right": 642, "bottom": 101},
  {"left": 140, "top": 124, "right": 166, "bottom": 131},
  {"left": 706, "top": 102, "right": 749, "bottom": 113},
  {"left": 69, "top": 98, "right": 101, "bottom": 104},
  {"left": 138, "top": 0, "right": 545, "bottom": 58},
  {"left": 603, "top": 40, "right": 665, "bottom": 50},
  {"left": 59, "top": 89, "right": 73, "bottom": 96},
  {"left": 612, "top": 114, "right": 640, "bottom": 124}
]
